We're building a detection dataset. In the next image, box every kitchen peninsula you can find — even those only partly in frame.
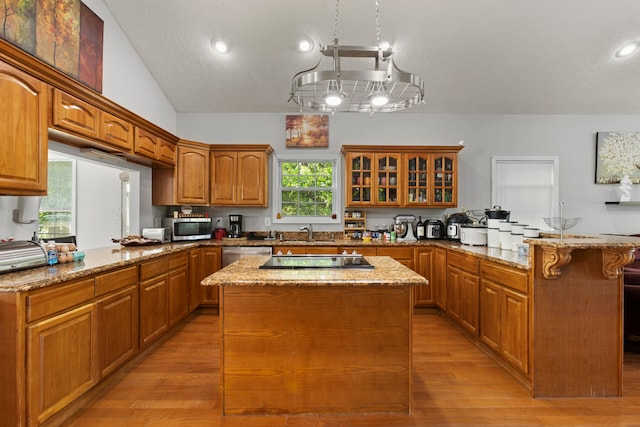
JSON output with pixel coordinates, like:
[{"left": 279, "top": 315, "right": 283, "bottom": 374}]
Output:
[{"left": 201, "top": 255, "right": 428, "bottom": 415}]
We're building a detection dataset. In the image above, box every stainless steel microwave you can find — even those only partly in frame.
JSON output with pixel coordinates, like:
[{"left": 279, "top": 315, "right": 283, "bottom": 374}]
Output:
[{"left": 162, "top": 217, "right": 212, "bottom": 241}]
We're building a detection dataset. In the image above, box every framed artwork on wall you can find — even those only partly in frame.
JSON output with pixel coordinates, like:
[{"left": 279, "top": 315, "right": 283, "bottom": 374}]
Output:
[
  {"left": 285, "top": 115, "right": 329, "bottom": 148},
  {"left": 0, "top": 0, "right": 104, "bottom": 93},
  {"left": 596, "top": 132, "right": 640, "bottom": 184}
]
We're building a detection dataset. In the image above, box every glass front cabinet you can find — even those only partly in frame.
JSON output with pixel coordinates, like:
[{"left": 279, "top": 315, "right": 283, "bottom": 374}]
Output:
[{"left": 343, "top": 145, "right": 462, "bottom": 208}]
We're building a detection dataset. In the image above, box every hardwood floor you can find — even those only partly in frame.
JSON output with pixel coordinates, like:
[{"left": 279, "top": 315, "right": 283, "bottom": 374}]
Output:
[{"left": 64, "top": 309, "right": 640, "bottom": 426}]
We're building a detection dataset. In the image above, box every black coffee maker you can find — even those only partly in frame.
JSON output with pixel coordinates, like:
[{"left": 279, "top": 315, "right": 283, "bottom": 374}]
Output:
[{"left": 229, "top": 214, "right": 242, "bottom": 238}]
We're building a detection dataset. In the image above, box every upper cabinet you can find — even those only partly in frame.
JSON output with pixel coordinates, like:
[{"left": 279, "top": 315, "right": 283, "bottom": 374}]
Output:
[
  {"left": 342, "top": 145, "right": 462, "bottom": 208},
  {"left": 210, "top": 145, "right": 273, "bottom": 207},
  {"left": 51, "top": 88, "right": 100, "bottom": 139},
  {"left": 0, "top": 60, "right": 48, "bottom": 195},
  {"left": 345, "top": 152, "right": 401, "bottom": 207},
  {"left": 153, "top": 140, "right": 210, "bottom": 206},
  {"left": 99, "top": 111, "right": 134, "bottom": 153},
  {"left": 134, "top": 128, "right": 176, "bottom": 167}
]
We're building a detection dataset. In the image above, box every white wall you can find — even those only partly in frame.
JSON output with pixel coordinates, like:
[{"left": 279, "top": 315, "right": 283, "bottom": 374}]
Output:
[{"left": 178, "top": 112, "right": 640, "bottom": 235}]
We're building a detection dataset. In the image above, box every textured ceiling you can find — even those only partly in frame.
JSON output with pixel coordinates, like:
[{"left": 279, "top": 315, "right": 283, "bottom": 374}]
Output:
[{"left": 103, "top": 0, "right": 640, "bottom": 114}]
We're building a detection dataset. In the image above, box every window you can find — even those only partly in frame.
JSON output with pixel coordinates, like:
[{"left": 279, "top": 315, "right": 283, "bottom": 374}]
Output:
[
  {"left": 39, "top": 159, "right": 76, "bottom": 239},
  {"left": 275, "top": 158, "right": 340, "bottom": 223}
]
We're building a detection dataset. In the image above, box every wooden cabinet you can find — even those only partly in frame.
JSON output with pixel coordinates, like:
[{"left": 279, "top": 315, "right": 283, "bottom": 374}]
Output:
[
  {"left": 95, "top": 266, "right": 138, "bottom": 378},
  {"left": 210, "top": 145, "right": 273, "bottom": 206},
  {"left": 139, "top": 257, "right": 169, "bottom": 348},
  {"left": 342, "top": 145, "right": 462, "bottom": 208},
  {"left": 405, "top": 151, "right": 458, "bottom": 207},
  {"left": 51, "top": 88, "right": 99, "bottom": 139},
  {"left": 343, "top": 151, "right": 401, "bottom": 207},
  {"left": 100, "top": 111, "right": 134, "bottom": 152},
  {"left": 480, "top": 261, "right": 530, "bottom": 375},
  {"left": 200, "top": 246, "right": 222, "bottom": 305},
  {"left": 446, "top": 251, "right": 480, "bottom": 335},
  {"left": 139, "top": 253, "right": 189, "bottom": 347},
  {"left": 188, "top": 248, "right": 202, "bottom": 311},
  {"left": 433, "top": 247, "right": 447, "bottom": 309},
  {"left": 0, "top": 59, "right": 48, "bottom": 195},
  {"left": 273, "top": 246, "right": 339, "bottom": 255},
  {"left": 377, "top": 246, "right": 413, "bottom": 269},
  {"left": 25, "top": 276, "right": 98, "bottom": 426},
  {"left": 414, "top": 247, "right": 434, "bottom": 306},
  {"left": 135, "top": 128, "right": 176, "bottom": 166},
  {"left": 168, "top": 252, "right": 189, "bottom": 326},
  {"left": 153, "top": 140, "right": 210, "bottom": 205}
]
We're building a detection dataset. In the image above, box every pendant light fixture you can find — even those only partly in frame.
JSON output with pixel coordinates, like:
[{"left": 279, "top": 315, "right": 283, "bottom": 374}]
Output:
[{"left": 289, "top": 0, "right": 424, "bottom": 115}]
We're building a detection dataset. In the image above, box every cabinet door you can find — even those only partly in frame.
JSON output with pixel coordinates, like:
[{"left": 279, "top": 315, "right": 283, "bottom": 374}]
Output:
[
  {"left": 51, "top": 88, "right": 99, "bottom": 139},
  {"left": 405, "top": 153, "right": 430, "bottom": 205},
  {"left": 158, "top": 138, "right": 176, "bottom": 166},
  {"left": 201, "top": 247, "right": 221, "bottom": 305},
  {"left": 0, "top": 60, "right": 48, "bottom": 195},
  {"left": 433, "top": 248, "right": 447, "bottom": 309},
  {"left": 168, "top": 266, "right": 190, "bottom": 326},
  {"left": 189, "top": 248, "right": 202, "bottom": 312},
  {"left": 27, "top": 304, "right": 97, "bottom": 426},
  {"left": 479, "top": 280, "right": 501, "bottom": 351},
  {"left": 100, "top": 111, "right": 133, "bottom": 152},
  {"left": 459, "top": 271, "right": 480, "bottom": 335},
  {"left": 134, "top": 127, "right": 159, "bottom": 160},
  {"left": 346, "top": 153, "right": 373, "bottom": 206},
  {"left": 139, "top": 277, "right": 168, "bottom": 348},
  {"left": 237, "top": 151, "right": 267, "bottom": 206},
  {"left": 413, "top": 247, "right": 434, "bottom": 306},
  {"left": 431, "top": 153, "right": 457, "bottom": 206},
  {"left": 501, "top": 287, "right": 529, "bottom": 374},
  {"left": 210, "top": 151, "right": 237, "bottom": 204},
  {"left": 446, "top": 266, "right": 461, "bottom": 321},
  {"left": 177, "top": 144, "right": 210, "bottom": 204},
  {"left": 97, "top": 285, "right": 138, "bottom": 377},
  {"left": 374, "top": 154, "right": 401, "bottom": 206}
]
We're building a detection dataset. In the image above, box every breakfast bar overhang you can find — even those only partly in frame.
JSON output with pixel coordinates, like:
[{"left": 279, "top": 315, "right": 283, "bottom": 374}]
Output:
[{"left": 201, "top": 255, "right": 428, "bottom": 416}]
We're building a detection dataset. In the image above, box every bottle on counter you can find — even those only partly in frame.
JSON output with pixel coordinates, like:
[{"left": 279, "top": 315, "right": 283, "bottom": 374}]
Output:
[
  {"left": 46, "top": 241, "right": 58, "bottom": 265},
  {"left": 416, "top": 216, "right": 425, "bottom": 240}
]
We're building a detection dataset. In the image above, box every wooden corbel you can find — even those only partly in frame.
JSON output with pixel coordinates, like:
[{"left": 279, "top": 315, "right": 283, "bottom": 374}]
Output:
[
  {"left": 541, "top": 247, "right": 574, "bottom": 279},
  {"left": 602, "top": 248, "right": 636, "bottom": 279}
]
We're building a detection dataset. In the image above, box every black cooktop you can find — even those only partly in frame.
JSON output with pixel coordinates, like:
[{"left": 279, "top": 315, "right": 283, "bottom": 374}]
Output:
[{"left": 259, "top": 255, "right": 374, "bottom": 270}]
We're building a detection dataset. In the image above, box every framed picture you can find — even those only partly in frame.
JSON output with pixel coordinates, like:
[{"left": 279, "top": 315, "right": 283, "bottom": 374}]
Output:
[
  {"left": 596, "top": 131, "right": 640, "bottom": 184},
  {"left": 285, "top": 115, "right": 329, "bottom": 148},
  {"left": 0, "top": 0, "right": 104, "bottom": 93}
]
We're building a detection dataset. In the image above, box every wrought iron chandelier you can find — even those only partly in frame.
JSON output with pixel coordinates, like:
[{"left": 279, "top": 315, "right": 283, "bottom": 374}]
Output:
[{"left": 289, "top": 0, "right": 424, "bottom": 115}]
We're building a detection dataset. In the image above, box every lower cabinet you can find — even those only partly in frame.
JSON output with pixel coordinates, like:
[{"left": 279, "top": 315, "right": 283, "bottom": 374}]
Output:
[
  {"left": 168, "top": 253, "right": 189, "bottom": 326},
  {"left": 446, "top": 251, "right": 480, "bottom": 335},
  {"left": 433, "top": 247, "right": 447, "bottom": 309},
  {"left": 200, "top": 247, "right": 222, "bottom": 305},
  {"left": 479, "top": 260, "right": 530, "bottom": 375},
  {"left": 139, "top": 271, "right": 169, "bottom": 349},
  {"left": 414, "top": 247, "right": 434, "bottom": 305},
  {"left": 97, "top": 285, "right": 138, "bottom": 377},
  {"left": 27, "top": 303, "right": 98, "bottom": 426},
  {"left": 189, "top": 248, "right": 202, "bottom": 311}
]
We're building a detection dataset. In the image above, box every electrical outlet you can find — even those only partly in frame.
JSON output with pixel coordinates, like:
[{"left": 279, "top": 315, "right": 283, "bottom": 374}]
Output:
[{"left": 264, "top": 217, "right": 271, "bottom": 227}]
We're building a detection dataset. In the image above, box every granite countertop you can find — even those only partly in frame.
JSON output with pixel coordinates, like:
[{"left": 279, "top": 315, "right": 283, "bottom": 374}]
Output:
[
  {"left": 201, "top": 255, "right": 428, "bottom": 287},
  {"left": 0, "top": 242, "right": 199, "bottom": 293}
]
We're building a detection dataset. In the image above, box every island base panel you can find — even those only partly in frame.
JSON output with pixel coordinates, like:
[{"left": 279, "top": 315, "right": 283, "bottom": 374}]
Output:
[
  {"left": 533, "top": 247, "right": 623, "bottom": 397},
  {"left": 220, "top": 285, "right": 412, "bottom": 415}
]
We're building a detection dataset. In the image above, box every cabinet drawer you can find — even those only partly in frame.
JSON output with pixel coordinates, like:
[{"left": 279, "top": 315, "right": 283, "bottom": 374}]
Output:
[
  {"left": 52, "top": 89, "right": 99, "bottom": 139},
  {"left": 447, "top": 250, "right": 480, "bottom": 274},
  {"left": 377, "top": 247, "right": 413, "bottom": 259},
  {"left": 95, "top": 266, "right": 138, "bottom": 296},
  {"left": 26, "top": 278, "right": 95, "bottom": 322},
  {"left": 169, "top": 252, "right": 188, "bottom": 270},
  {"left": 342, "top": 247, "right": 377, "bottom": 256},
  {"left": 481, "top": 261, "right": 529, "bottom": 294},
  {"left": 139, "top": 257, "right": 168, "bottom": 281}
]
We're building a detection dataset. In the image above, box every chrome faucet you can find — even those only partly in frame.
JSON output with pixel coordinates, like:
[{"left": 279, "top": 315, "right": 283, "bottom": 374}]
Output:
[{"left": 300, "top": 224, "right": 313, "bottom": 241}]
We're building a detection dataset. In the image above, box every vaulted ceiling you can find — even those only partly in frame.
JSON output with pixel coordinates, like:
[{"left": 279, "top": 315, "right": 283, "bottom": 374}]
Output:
[{"left": 103, "top": 0, "right": 640, "bottom": 114}]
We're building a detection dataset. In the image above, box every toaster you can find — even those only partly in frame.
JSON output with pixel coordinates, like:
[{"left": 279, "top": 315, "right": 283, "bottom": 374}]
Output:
[{"left": 141, "top": 227, "right": 171, "bottom": 243}]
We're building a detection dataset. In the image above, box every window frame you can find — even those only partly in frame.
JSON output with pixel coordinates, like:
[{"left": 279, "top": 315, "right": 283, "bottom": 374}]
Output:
[{"left": 272, "top": 154, "right": 342, "bottom": 225}]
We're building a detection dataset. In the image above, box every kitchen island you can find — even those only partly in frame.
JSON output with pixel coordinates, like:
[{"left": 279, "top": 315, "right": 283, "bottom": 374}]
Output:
[{"left": 201, "top": 255, "right": 428, "bottom": 416}]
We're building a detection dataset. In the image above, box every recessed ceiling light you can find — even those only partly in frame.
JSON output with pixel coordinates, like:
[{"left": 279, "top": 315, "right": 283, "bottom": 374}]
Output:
[
  {"left": 615, "top": 41, "right": 639, "bottom": 58},
  {"left": 298, "top": 37, "right": 314, "bottom": 53},
  {"left": 212, "top": 39, "right": 229, "bottom": 54}
]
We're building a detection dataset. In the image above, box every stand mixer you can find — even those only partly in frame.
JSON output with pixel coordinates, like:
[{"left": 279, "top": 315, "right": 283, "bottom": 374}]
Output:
[{"left": 394, "top": 215, "right": 417, "bottom": 242}]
